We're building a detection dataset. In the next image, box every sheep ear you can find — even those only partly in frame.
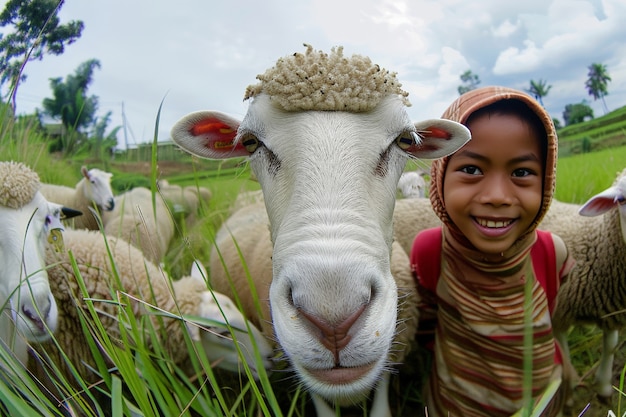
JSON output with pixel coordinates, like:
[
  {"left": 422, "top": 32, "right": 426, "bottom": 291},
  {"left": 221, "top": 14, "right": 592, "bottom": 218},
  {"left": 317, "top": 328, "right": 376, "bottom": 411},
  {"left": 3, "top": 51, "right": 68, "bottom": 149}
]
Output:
[
  {"left": 408, "top": 119, "right": 471, "bottom": 160},
  {"left": 171, "top": 111, "right": 249, "bottom": 159},
  {"left": 81, "top": 166, "right": 90, "bottom": 179},
  {"left": 578, "top": 185, "right": 621, "bottom": 216}
]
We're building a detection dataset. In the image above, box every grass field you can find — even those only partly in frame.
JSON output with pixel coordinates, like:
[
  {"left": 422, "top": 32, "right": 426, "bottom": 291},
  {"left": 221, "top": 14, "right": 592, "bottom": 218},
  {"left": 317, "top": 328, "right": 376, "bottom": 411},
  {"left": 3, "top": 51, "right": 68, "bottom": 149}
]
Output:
[{"left": 0, "top": 115, "right": 625, "bottom": 416}]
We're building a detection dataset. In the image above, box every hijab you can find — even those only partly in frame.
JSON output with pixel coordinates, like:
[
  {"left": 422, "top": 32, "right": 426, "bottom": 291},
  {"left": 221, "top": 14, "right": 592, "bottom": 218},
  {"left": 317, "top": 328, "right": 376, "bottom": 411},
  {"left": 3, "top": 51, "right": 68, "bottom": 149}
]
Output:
[{"left": 430, "top": 86, "right": 558, "bottom": 262}]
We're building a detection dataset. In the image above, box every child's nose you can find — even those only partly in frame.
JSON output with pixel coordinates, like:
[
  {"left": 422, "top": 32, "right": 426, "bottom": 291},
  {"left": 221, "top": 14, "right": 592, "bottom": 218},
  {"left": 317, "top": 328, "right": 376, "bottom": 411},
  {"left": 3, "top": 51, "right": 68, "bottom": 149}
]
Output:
[{"left": 478, "top": 175, "right": 515, "bottom": 205}]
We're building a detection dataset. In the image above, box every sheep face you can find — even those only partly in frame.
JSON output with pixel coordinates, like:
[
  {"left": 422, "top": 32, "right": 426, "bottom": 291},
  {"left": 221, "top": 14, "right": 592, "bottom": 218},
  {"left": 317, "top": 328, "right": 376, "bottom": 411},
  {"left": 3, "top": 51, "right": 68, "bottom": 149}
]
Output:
[
  {"left": 172, "top": 94, "right": 469, "bottom": 405},
  {"left": 0, "top": 192, "right": 67, "bottom": 355},
  {"left": 81, "top": 166, "right": 115, "bottom": 211}
]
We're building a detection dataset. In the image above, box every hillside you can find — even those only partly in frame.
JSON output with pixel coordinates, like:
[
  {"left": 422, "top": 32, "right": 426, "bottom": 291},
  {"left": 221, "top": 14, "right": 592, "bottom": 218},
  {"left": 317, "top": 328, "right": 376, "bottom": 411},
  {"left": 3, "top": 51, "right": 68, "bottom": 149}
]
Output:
[{"left": 557, "top": 104, "right": 626, "bottom": 156}]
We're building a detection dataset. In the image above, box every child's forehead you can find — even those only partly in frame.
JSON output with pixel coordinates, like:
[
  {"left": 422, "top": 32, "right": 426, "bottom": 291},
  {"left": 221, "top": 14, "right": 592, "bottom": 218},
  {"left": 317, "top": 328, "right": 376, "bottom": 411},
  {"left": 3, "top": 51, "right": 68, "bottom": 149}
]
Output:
[{"left": 465, "top": 107, "right": 547, "bottom": 156}]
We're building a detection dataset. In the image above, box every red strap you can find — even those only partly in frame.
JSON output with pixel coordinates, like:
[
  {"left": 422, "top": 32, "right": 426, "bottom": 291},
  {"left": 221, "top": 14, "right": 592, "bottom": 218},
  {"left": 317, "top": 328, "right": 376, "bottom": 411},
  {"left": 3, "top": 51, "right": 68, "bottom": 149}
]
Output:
[
  {"left": 410, "top": 227, "right": 443, "bottom": 291},
  {"left": 530, "top": 230, "right": 557, "bottom": 313}
]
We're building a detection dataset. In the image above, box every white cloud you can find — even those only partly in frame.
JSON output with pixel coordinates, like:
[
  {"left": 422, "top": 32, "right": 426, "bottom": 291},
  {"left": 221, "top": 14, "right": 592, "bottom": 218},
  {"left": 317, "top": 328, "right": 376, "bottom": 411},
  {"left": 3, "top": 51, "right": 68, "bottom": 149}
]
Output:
[
  {"left": 492, "top": 19, "right": 520, "bottom": 38},
  {"left": 493, "top": 40, "right": 542, "bottom": 74}
]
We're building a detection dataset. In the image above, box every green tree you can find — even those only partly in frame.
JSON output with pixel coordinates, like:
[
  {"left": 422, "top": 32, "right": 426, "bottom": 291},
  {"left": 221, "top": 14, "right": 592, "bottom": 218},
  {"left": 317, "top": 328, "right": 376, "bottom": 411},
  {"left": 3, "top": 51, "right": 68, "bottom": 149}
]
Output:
[
  {"left": 42, "top": 59, "right": 100, "bottom": 155},
  {"left": 526, "top": 79, "right": 551, "bottom": 107},
  {"left": 457, "top": 70, "right": 480, "bottom": 95},
  {"left": 562, "top": 101, "right": 594, "bottom": 126},
  {"left": 585, "top": 62, "right": 611, "bottom": 115},
  {"left": 0, "top": 0, "right": 83, "bottom": 112}
]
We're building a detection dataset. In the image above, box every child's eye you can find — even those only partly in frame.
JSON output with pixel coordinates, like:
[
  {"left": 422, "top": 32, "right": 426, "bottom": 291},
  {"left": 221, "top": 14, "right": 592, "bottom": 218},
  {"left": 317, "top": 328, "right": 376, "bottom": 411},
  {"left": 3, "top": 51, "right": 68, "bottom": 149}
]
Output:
[
  {"left": 512, "top": 168, "right": 534, "bottom": 177},
  {"left": 460, "top": 166, "right": 482, "bottom": 175}
]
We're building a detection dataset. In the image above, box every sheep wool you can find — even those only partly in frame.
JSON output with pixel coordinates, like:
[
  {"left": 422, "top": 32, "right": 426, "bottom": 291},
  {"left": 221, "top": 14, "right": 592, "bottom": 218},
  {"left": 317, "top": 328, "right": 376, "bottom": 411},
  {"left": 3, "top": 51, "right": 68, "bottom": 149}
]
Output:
[
  {"left": 0, "top": 161, "right": 40, "bottom": 209},
  {"left": 244, "top": 43, "right": 410, "bottom": 112},
  {"left": 34, "top": 229, "right": 206, "bottom": 386}
]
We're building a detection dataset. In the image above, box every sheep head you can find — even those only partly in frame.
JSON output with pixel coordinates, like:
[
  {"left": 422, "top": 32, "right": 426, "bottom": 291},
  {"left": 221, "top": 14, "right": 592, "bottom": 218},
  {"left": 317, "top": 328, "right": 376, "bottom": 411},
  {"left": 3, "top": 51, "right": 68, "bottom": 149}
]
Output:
[
  {"left": 80, "top": 166, "right": 115, "bottom": 211},
  {"left": 0, "top": 162, "right": 81, "bottom": 363},
  {"left": 171, "top": 45, "right": 470, "bottom": 409}
]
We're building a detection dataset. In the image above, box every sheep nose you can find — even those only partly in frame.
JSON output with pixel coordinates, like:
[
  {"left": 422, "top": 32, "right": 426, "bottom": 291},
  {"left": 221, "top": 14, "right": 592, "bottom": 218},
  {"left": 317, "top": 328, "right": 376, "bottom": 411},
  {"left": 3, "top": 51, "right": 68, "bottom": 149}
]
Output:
[
  {"left": 21, "top": 296, "right": 51, "bottom": 333},
  {"left": 299, "top": 305, "right": 366, "bottom": 365},
  {"left": 106, "top": 198, "right": 115, "bottom": 211}
]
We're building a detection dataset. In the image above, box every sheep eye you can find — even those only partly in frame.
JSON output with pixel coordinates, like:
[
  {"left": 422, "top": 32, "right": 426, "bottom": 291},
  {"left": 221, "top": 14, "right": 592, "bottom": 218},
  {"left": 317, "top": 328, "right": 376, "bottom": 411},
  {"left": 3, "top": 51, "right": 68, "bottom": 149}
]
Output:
[
  {"left": 241, "top": 134, "right": 260, "bottom": 153},
  {"left": 396, "top": 131, "right": 420, "bottom": 151}
]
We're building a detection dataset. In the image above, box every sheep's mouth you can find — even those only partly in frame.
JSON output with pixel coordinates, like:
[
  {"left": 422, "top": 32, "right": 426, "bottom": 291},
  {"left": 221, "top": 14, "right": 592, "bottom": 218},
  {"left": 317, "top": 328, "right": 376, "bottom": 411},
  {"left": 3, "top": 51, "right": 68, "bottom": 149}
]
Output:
[{"left": 305, "top": 363, "right": 374, "bottom": 385}]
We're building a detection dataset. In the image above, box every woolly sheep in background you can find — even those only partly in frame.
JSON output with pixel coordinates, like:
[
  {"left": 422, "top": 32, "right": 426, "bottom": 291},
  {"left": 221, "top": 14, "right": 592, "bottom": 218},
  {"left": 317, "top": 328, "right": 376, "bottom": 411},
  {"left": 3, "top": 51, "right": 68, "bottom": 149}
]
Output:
[
  {"left": 30, "top": 228, "right": 273, "bottom": 412},
  {"left": 102, "top": 186, "right": 175, "bottom": 265},
  {"left": 397, "top": 169, "right": 428, "bottom": 199},
  {"left": 40, "top": 166, "right": 115, "bottom": 230},
  {"left": 543, "top": 168, "right": 626, "bottom": 400}
]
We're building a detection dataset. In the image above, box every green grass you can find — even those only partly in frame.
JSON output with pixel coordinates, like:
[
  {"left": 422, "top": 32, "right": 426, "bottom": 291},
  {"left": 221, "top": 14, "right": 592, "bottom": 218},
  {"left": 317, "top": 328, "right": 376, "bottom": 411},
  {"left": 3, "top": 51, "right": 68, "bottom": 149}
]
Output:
[{"left": 555, "top": 144, "right": 626, "bottom": 204}]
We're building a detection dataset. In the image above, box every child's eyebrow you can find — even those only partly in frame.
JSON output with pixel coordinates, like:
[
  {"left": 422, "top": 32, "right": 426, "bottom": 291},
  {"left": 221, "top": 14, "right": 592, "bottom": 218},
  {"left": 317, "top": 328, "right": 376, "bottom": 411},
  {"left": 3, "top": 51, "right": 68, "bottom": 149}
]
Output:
[{"left": 454, "top": 149, "right": 541, "bottom": 164}]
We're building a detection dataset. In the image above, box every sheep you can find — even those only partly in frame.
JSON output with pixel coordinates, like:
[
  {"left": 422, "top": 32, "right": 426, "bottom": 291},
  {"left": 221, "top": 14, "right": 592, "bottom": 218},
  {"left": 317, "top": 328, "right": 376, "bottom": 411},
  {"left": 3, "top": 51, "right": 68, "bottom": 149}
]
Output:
[
  {"left": 392, "top": 197, "right": 441, "bottom": 255},
  {"left": 543, "top": 169, "right": 626, "bottom": 400},
  {"left": 40, "top": 166, "right": 115, "bottom": 230},
  {"left": 0, "top": 161, "right": 81, "bottom": 365},
  {"left": 185, "top": 184, "right": 212, "bottom": 206},
  {"left": 231, "top": 188, "right": 264, "bottom": 212},
  {"left": 157, "top": 180, "right": 199, "bottom": 215},
  {"left": 156, "top": 180, "right": 213, "bottom": 229},
  {"left": 102, "top": 187, "right": 175, "bottom": 265},
  {"left": 170, "top": 44, "right": 470, "bottom": 416},
  {"left": 29, "top": 228, "right": 273, "bottom": 407},
  {"left": 397, "top": 169, "right": 428, "bottom": 199}
]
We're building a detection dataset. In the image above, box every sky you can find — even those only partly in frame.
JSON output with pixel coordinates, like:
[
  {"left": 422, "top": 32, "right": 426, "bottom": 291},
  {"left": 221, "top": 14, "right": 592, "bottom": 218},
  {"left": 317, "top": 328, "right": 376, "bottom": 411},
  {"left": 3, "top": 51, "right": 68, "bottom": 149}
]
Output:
[{"left": 4, "top": 0, "right": 626, "bottom": 150}]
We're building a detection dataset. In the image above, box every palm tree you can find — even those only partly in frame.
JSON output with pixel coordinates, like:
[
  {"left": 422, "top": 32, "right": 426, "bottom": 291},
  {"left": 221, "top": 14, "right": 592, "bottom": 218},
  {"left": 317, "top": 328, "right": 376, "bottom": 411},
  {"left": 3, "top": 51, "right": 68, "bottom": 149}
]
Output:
[
  {"left": 526, "top": 79, "right": 551, "bottom": 107},
  {"left": 457, "top": 70, "right": 480, "bottom": 95},
  {"left": 585, "top": 62, "right": 611, "bottom": 114}
]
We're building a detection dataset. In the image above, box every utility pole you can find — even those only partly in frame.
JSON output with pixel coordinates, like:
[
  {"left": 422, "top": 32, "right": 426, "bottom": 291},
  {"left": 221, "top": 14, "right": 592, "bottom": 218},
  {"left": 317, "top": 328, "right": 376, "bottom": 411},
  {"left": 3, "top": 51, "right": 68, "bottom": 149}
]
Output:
[{"left": 121, "top": 101, "right": 129, "bottom": 150}]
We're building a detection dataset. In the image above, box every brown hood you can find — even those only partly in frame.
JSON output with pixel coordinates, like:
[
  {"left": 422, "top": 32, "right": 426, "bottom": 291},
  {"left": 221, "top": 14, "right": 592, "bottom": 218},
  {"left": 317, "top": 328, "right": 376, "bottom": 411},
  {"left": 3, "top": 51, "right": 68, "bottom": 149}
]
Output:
[{"left": 430, "top": 86, "right": 558, "bottom": 241}]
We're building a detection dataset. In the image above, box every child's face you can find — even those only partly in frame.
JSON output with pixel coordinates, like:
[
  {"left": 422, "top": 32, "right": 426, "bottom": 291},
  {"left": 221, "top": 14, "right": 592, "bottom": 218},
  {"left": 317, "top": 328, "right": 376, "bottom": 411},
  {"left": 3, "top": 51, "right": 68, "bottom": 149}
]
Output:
[{"left": 443, "top": 112, "right": 543, "bottom": 255}]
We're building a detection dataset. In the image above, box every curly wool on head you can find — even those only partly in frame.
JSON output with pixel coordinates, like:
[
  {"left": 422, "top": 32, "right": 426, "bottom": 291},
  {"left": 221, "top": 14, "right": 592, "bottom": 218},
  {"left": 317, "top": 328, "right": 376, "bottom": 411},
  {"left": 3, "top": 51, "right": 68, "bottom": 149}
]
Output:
[
  {"left": 244, "top": 44, "right": 411, "bottom": 112},
  {"left": 0, "top": 161, "right": 40, "bottom": 209}
]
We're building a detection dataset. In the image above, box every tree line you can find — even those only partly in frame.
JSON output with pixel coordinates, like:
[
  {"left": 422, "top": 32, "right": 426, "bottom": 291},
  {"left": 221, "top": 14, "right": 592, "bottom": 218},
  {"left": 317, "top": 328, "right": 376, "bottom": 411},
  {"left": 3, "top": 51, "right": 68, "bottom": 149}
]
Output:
[
  {"left": 457, "top": 63, "right": 612, "bottom": 129},
  {"left": 0, "top": 0, "right": 118, "bottom": 159}
]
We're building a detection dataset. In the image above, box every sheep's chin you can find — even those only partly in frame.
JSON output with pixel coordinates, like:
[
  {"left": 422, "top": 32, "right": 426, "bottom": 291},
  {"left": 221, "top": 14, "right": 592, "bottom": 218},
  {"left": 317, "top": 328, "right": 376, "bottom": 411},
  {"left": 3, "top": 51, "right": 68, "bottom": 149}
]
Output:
[{"left": 297, "top": 361, "right": 384, "bottom": 406}]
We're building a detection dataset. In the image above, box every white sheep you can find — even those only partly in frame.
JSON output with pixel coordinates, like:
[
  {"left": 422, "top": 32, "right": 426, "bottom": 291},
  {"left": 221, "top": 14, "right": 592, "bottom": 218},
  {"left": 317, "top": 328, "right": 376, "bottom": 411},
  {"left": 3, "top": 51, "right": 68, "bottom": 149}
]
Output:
[
  {"left": 542, "top": 169, "right": 626, "bottom": 399},
  {"left": 231, "top": 188, "right": 264, "bottom": 212},
  {"left": 29, "top": 228, "right": 273, "bottom": 407},
  {"left": 40, "top": 166, "right": 115, "bottom": 230},
  {"left": 392, "top": 197, "right": 441, "bottom": 255},
  {"left": 170, "top": 44, "right": 470, "bottom": 416},
  {"left": 156, "top": 179, "right": 206, "bottom": 229},
  {"left": 0, "top": 161, "right": 81, "bottom": 365},
  {"left": 397, "top": 170, "right": 428, "bottom": 199},
  {"left": 185, "top": 184, "right": 212, "bottom": 206},
  {"left": 102, "top": 187, "right": 175, "bottom": 265}
]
